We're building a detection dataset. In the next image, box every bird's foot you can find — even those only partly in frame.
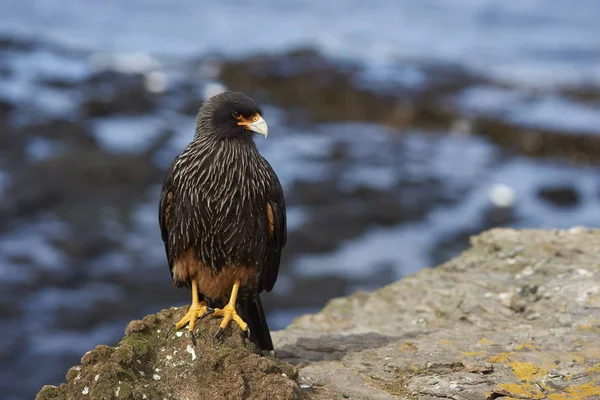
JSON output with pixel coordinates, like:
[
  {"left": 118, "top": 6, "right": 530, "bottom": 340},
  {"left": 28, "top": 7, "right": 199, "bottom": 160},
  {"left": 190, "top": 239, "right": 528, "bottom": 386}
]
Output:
[
  {"left": 167, "top": 301, "right": 211, "bottom": 345},
  {"left": 211, "top": 303, "right": 248, "bottom": 339}
]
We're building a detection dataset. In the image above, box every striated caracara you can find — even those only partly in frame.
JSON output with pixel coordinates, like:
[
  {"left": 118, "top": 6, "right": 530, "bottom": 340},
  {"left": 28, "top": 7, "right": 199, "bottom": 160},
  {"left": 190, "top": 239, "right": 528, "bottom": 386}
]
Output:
[{"left": 158, "top": 91, "right": 286, "bottom": 355}]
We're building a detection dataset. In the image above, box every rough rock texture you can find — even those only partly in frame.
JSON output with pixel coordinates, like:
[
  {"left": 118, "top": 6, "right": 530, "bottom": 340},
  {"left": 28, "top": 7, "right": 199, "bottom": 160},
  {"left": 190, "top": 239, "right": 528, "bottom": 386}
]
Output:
[
  {"left": 37, "top": 228, "right": 600, "bottom": 399},
  {"left": 36, "top": 309, "right": 301, "bottom": 400},
  {"left": 277, "top": 227, "right": 600, "bottom": 399}
]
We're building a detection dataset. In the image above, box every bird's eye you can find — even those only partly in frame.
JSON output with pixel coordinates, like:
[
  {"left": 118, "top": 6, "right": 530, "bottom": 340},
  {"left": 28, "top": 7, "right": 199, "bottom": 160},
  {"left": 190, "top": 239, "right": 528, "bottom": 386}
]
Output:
[{"left": 232, "top": 111, "right": 241, "bottom": 119}]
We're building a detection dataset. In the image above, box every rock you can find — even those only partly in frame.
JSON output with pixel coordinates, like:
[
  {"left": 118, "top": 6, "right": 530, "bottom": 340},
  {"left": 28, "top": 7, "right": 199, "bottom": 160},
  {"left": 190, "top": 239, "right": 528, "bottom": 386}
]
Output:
[
  {"left": 560, "top": 85, "right": 600, "bottom": 106},
  {"left": 276, "top": 228, "right": 600, "bottom": 399},
  {"left": 20, "top": 118, "right": 96, "bottom": 147},
  {"left": 0, "top": 98, "right": 13, "bottom": 119},
  {"left": 217, "top": 48, "right": 465, "bottom": 128},
  {"left": 35, "top": 228, "right": 600, "bottom": 399},
  {"left": 0, "top": 35, "right": 35, "bottom": 51},
  {"left": 285, "top": 178, "right": 450, "bottom": 255},
  {"left": 36, "top": 308, "right": 301, "bottom": 400},
  {"left": 472, "top": 117, "right": 600, "bottom": 164},
  {"left": 82, "top": 71, "right": 159, "bottom": 117},
  {"left": 0, "top": 145, "right": 160, "bottom": 222},
  {"left": 537, "top": 185, "right": 581, "bottom": 208}
]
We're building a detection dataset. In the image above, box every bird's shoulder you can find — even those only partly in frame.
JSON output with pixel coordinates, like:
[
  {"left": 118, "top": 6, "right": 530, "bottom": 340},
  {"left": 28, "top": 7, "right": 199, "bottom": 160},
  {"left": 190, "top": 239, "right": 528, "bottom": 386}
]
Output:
[
  {"left": 260, "top": 157, "right": 284, "bottom": 202},
  {"left": 158, "top": 162, "right": 176, "bottom": 244}
]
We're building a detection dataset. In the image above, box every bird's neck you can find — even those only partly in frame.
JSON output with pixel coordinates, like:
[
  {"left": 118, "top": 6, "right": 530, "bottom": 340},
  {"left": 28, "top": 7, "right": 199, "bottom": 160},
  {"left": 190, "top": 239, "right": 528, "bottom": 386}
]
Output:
[
  {"left": 195, "top": 132, "right": 256, "bottom": 150},
  {"left": 178, "top": 134, "right": 261, "bottom": 178},
  {"left": 175, "top": 135, "right": 267, "bottom": 204}
]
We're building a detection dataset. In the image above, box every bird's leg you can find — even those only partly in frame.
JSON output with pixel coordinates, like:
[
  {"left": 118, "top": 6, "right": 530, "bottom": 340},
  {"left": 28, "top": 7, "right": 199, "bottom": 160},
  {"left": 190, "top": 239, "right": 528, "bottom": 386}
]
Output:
[
  {"left": 168, "top": 279, "right": 210, "bottom": 344},
  {"left": 211, "top": 280, "right": 248, "bottom": 338}
]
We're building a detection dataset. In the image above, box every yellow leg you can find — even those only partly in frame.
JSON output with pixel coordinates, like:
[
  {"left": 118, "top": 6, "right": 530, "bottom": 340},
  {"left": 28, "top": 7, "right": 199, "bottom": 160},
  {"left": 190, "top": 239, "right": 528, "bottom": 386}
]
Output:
[
  {"left": 169, "top": 279, "right": 209, "bottom": 340},
  {"left": 211, "top": 280, "right": 248, "bottom": 337}
]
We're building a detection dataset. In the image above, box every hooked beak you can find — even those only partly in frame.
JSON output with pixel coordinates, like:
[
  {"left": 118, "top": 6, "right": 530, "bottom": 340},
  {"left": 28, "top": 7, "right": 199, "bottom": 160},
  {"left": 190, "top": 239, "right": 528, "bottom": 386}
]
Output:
[{"left": 239, "top": 115, "right": 269, "bottom": 139}]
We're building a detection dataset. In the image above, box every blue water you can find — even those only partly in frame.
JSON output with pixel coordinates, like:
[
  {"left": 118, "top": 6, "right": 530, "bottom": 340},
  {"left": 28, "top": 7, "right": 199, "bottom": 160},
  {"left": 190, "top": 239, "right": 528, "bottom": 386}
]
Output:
[{"left": 2, "top": 0, "right": 599, "bottom": 86}]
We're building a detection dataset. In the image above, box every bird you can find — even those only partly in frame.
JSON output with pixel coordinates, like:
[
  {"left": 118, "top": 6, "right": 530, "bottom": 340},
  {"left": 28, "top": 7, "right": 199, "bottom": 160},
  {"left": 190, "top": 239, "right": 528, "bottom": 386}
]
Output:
[{"left": 158, "top": 91, "right": 286, "bottom": 355}]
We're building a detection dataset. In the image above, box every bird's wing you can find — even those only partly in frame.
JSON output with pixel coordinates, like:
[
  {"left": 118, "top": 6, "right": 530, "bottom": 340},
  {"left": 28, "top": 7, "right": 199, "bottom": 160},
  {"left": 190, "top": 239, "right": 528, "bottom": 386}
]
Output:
[
  {"left": 260, "top": 160, "right": 287, "bottom": 292},
  {"left": 158, "top": 159, "right": 176, "bottom": 274}
]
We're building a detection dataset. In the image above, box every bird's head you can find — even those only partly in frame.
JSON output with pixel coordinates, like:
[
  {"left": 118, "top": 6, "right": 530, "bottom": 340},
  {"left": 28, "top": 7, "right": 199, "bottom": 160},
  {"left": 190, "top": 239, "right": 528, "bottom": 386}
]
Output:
[{"left": 195, "top": 91, "right": 268, "bottom": 140}]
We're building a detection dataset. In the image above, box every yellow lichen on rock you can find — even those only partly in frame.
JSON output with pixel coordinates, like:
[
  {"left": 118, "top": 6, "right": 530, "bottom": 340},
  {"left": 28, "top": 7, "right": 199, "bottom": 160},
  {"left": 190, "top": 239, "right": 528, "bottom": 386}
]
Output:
[
  {"left": 587, "top": 364, "right": 600, "bottom": 373},
  {"left": 507, "top": 361, "right": 547, "bottom": 381},
  {"left": 489, "top": 352, "right": 512, "bottom": 363},
  {"left": 493, "top": 361, "right": 549, "bottom": 399},
  {"left": 477, "top": 337, "right": 493, "bottom": 345},
  {"left": 514, "top": 343, "right": 542, "bottom": 352},
  {"left": 399, "top": 342, "right": 417, "bottom": 351},
  {"left": 492, "top": 355, "right": 600, "bottom": 400},
  {"left": 546, "top": 382, "right": 600, "bottom": 400},
  {"left": 462, "top": 351, "right": 482, "bottom": 357},
  {"left": 495, "top": 382, "right": 546, "bottom": 399},
  {"left": 564, "top": 382, "right": 600, "bottom": 397}
]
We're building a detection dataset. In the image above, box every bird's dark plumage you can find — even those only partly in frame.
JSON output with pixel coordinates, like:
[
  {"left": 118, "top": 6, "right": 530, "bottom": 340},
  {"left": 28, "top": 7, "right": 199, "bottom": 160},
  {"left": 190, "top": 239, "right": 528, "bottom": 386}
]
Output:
[{"left": 158, "top": 91, "right": 286, "bottom": 354}]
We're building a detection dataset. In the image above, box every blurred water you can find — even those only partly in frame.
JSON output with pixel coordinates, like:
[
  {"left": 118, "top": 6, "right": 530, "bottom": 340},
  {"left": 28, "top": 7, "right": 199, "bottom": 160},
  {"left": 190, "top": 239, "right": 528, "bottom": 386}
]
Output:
[
  {"left": 1, "top": 0, "right": 599, "bottom": 86},
  {"left": 458, "top": 86, "right": 600, "bottom": 134}
]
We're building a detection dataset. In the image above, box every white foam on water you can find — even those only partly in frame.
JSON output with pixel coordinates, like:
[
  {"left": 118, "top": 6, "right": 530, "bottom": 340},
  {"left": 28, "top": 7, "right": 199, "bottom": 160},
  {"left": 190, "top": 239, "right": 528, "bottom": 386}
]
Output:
[
  {"left": 0, "top": 217, "right": 70, "bottom": 272},
  {"left": 458, "top": 86, "right": 600, "bottom": 134},
  {"left": 26, "top": 137, "right": 63, "bottom": 161},
  {"left": 93, "top": 115, "right": 165, "bottom": 153}
]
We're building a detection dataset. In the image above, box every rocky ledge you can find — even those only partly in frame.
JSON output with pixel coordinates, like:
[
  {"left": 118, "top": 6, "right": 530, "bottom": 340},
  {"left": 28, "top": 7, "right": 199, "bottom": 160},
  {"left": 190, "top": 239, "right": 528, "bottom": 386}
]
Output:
[{"left": 37, "top": 228, "right": 600, "bottom": 399}]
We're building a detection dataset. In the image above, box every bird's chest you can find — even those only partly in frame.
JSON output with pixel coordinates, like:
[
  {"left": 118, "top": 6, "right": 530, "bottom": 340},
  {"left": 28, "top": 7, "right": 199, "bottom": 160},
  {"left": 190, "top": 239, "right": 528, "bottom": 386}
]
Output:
[
  {"left": 172, "top": 140, "right": 274, "bottom": 271},
  {"left": 181, "top": 157, "right": 267, "bottom": 226},
  {"left": 212, "top": 167, "right": 263, "bottom": 212}
]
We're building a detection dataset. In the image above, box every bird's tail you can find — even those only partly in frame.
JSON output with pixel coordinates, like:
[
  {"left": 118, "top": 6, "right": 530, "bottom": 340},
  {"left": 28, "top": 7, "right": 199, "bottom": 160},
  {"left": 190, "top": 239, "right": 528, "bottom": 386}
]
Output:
[{"left": 245, "top": 295, "right": 275, "bottom": 357}]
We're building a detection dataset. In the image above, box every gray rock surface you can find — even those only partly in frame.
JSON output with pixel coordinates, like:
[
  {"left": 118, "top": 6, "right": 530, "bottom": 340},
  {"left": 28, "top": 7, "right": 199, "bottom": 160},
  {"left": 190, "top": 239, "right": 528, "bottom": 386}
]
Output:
[{"left": 37, "top": 228, "right": 600, "bottom": 399}]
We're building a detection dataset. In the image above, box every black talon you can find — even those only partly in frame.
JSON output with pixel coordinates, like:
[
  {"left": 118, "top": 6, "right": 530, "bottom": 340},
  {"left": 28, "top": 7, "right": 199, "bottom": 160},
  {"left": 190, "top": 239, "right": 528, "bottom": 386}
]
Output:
[
  {"left": 245, "top": 326, "right": 251, "bottom": 340},
  {"left": 214, "top": 327, "right": 224, "bottom": 339},
  {"left": 166, "top": 325, "right": 176, "bottom": 339},
  {"left": 190, "top": 331, "right": 197, "bottom": 346},
  {"left": 201, "top": 308, "right": 215, "bottom": 318}
]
